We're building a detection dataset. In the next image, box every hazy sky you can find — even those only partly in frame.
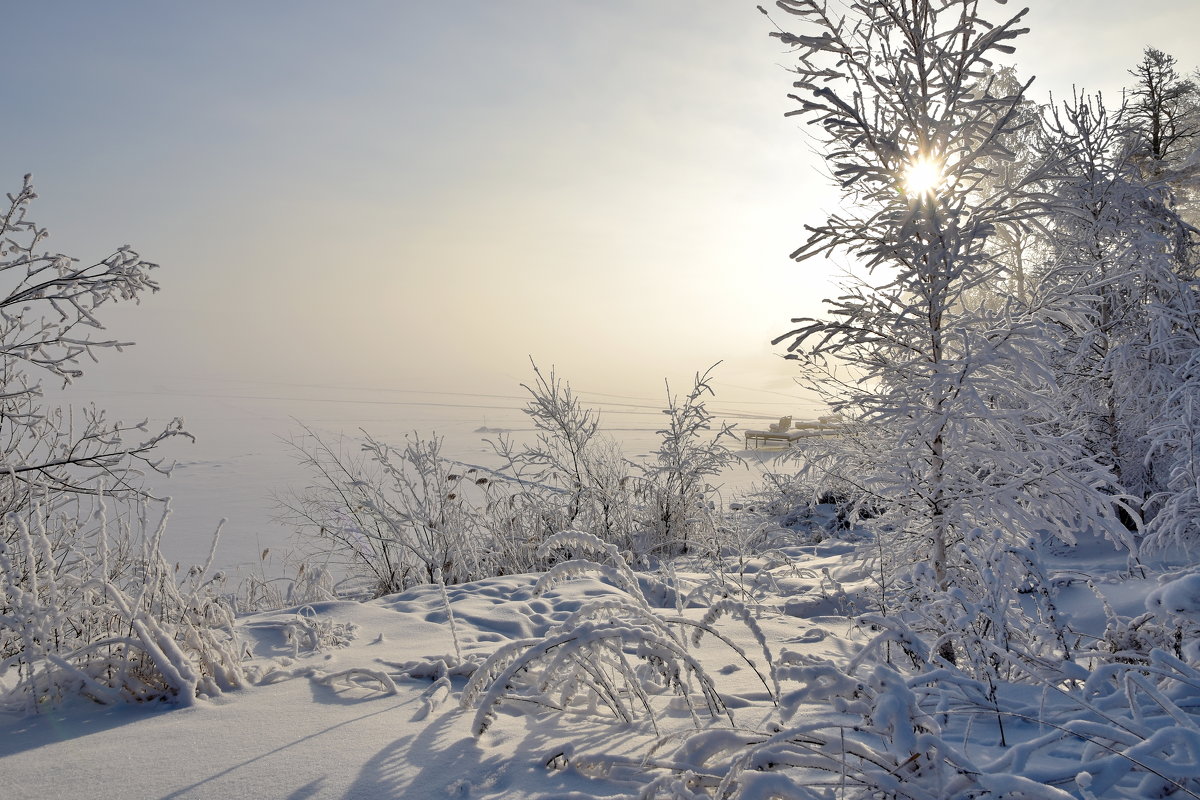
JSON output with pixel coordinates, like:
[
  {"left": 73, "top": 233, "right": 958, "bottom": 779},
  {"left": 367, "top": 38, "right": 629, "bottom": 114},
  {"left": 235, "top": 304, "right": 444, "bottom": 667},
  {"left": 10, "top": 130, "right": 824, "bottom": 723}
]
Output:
[{"left": 7, "top": 0, "right": 1200, "bottom": 401}]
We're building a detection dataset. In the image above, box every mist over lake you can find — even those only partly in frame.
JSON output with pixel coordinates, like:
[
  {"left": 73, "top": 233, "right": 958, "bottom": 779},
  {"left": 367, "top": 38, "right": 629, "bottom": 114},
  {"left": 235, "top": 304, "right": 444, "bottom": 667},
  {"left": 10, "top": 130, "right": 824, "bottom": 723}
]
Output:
[{"left": 57, "top": 375, "right": 808, "bottom": 573}]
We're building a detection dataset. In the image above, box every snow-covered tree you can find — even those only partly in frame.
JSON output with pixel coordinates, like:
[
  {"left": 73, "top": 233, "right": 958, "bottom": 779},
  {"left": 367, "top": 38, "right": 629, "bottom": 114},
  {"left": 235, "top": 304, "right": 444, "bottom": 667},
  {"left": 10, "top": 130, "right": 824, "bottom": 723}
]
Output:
[
  {"left": 0, "top": 176, "right": 240, "bottom": 711},
  {"left": 1033, "top": 94, "right": 1199, "bottom": 511},
  {"left": 1124, "top": 48, "right": 1200, "bottom": 233},
  {"left": 1127, "top": 47, "right": 1200, "bottom": 168},
  {"left": 766, "top": 0, "right": 1131, "bottom": 607},
  {"left": 962, "top": 65, "right": 1047, "bottom": 308},
  {"left": 0, "top": 175, "right": 187, "bottom": 510}
]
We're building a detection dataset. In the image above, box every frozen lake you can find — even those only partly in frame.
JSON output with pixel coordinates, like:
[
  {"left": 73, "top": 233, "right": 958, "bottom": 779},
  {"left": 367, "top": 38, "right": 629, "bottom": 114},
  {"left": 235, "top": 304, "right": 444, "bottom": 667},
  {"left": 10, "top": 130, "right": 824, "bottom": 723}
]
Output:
[{"left": 54, "top": 376, "right": 818, "bottom": 576}]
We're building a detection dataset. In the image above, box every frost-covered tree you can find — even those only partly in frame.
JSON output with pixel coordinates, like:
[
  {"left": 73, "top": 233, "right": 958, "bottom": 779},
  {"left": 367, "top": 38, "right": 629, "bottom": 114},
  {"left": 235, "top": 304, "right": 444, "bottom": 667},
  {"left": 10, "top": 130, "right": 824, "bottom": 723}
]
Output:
[
  {"left": 1144, "top": 342, "right": 1200, "bottom": 552},
  {"left": 1034, "top": 94, "right": 1200, "bottom": 510},
  {"left": 1127, "top": 47, "right": 1200, "bottom": 167},
  {"left": 0, "top": 176, "right": 239, "bottom": 711},
  {"left": 962, "top": 65, "right": 1047, "bottom": 308},
  {"left": 0, "top": 176, "right": 187, "bottom": 509},
  {"left": 766, "top": 0, "right": 1131, "bottom": 605},
  {"left": 1124, "top": 48, "right": 1200, "bottom": 232}
]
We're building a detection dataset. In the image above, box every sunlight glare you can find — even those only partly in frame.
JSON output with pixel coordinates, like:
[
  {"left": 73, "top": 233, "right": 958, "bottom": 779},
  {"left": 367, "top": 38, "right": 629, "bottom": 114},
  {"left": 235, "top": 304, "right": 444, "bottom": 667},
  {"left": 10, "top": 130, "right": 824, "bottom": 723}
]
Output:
[{"left": 902, "top": 155, "right": 945, "bottom": 197}]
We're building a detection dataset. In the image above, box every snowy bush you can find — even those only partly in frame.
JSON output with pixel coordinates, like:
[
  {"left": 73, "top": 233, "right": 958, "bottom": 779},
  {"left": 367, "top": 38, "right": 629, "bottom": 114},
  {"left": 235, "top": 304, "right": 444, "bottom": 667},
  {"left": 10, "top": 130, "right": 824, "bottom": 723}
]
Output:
[
  {"left": 282, "top": 364, "right": 646, "bottom": 596},
  {"left": 0, "top": 176, "right": 235, "bottom": 713},
  {"left": 490, "top": 363, "right": 745, "bottom": 562},
  {"left": 487, "top": 362, "right": 639, "bottom": 553},
  {"left": 636, "top": 367, "right": 742, "bottom": 557},
  {"left": 0, "top": 501, "right": 244, "bottom": 712},
  {"left": 282, "top": 428, "right": 504, "bottom": 595},
  {"left": 285, "top": 363, "right": 750, "bottom": 595},
  {"left": 639, "top": 595, "right": 1200, "bottom": 799},
  {"left": 461, "top": 530, "right": 776, "bottom": 737},
  {"left": 232, "top": 553, "right": 342, "bottom": 614}
]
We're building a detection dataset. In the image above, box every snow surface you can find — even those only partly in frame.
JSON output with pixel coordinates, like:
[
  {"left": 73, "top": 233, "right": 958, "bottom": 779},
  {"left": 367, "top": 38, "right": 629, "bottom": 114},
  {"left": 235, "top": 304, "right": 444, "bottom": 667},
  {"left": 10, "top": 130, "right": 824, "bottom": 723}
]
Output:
[
  {"left": 0, "top": 535, "right": 1170, "bottom": 799},
  {"left": 1146, "top": 571, "right": 1200, "bottom": 623},
  {"left": 0, "top": 546, "right": 861, "bottom": 798}
]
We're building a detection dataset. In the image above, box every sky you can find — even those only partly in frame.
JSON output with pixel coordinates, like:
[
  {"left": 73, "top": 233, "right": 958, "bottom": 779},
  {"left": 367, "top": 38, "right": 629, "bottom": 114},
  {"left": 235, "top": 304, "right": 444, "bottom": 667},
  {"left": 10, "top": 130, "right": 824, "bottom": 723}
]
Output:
[
  {"left": 5, "top": 1, "right": 1199, "bottom": 402},
  {"left": 6, "top": 0, "right": 1200, "bottom": 565}
]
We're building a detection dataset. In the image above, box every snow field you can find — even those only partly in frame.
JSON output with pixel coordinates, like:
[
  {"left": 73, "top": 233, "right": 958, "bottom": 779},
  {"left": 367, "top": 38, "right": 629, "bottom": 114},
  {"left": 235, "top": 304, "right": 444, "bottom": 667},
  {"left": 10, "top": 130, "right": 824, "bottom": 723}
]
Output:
[{"left": 0, "top": 544, "right": 859, "bottom": 799}]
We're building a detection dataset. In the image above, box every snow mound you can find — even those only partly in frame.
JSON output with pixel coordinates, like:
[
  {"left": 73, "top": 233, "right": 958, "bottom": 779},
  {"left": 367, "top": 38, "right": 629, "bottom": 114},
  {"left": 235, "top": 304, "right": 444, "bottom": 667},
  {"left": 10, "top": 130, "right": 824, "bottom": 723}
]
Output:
[{"left": 1146, "top": 572, "right": 1200, "bottom": 622}]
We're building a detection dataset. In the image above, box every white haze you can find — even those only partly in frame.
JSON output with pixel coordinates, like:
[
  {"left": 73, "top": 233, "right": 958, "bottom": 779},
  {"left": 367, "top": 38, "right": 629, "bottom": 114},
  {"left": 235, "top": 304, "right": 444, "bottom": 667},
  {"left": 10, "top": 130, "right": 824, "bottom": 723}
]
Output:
[{"left": 12, "top": 0, "right": 1200, "bottom": 568}]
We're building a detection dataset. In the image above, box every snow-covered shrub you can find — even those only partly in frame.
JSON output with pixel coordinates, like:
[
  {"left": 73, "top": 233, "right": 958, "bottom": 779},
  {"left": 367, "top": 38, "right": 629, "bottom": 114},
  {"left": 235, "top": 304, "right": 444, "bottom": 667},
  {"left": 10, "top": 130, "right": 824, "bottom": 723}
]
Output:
[
  {"left": 1090, "top": 569, "right": 1200, "bottom": 662},
  {"left": 247, "top": 604, "right": 357, "bottom": 659},
  {"left": 283, "top": 362, "right": 752, "bottom": 592},
  {"left": 282, "top": 428, "right": 502, "bottom": 595},
  {"left": 232, "top": 554, "right": 342, "bottom": 614},
  {"left": 865, "top": 530, "right": 1078, "bottom": 679},
  {"left": 730, "top": 467, "right": 873, "bottom": 561},
  {"left": 461, "top": 530, "right": 776, "bottom": 737},
  {"left": 644, "top": 661, "right": 1011, "bottom": 800},
  {"left": 487, "top": 362, "right": 639, "bottom": 554},
  {"left": 0, "top": 175, "right": 228, "bottom": 714},
  {"left": 282, "top": 365, "right": 666, "bottom": 594},
  {"left": 636, "top": 367, "right": 742, "bottom": 557},
  {"left": 731, "top": 471, "right": 811, "bottom": 521},
  {"left": 488, "top": 363, "right": 742, "bottom": 563},
  {"left": 1145, "top": 570, "right": 1200, "bottom": 627},
  {"left": 642, "top": 545, "right": 1198, "bottom": 799},
  {"left": 0, "top": 501, "right": 244, "bottom": 713},
  {"left": 645, "top": 614, "right": 1200, "bottom": 799}
]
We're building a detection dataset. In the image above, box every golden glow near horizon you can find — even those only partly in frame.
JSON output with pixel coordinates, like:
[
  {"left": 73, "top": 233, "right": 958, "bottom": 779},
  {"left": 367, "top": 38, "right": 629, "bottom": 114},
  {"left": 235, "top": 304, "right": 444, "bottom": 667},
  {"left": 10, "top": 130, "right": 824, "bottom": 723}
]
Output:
[
  {"left": 6, "top": 2, "right": 1195, "bottom": 400},
  {"left": 902, "top": 154, "right": 946, "bottom": 197}
]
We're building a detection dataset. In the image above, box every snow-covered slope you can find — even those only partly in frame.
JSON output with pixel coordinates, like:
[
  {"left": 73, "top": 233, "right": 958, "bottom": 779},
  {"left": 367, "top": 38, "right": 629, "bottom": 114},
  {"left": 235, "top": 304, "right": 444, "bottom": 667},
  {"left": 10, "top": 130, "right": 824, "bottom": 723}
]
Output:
[{"left": 1, "top": 538, "right": 1194, "bottom": 799}]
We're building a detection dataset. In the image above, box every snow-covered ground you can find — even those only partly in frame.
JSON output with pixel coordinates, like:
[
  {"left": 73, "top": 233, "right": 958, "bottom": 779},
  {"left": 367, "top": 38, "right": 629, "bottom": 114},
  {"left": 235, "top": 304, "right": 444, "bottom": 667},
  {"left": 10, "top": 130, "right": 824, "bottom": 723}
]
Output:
[
  {"left": 12, "top": 378, "right": 1198, "bottom": 800},
  {"left": 3, "top": 523, "right": 1187, "bottom": 800},
  {"left": 0, "top": 549, "right": 856, "bottom": 799}
]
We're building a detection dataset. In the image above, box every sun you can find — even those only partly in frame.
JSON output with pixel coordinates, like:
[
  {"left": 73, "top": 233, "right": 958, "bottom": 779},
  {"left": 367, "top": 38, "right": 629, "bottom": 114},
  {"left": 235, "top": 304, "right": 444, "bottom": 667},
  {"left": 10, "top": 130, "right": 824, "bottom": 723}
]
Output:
[{"left": 902, "top": 154, "right": 945, "bottom": 197}]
